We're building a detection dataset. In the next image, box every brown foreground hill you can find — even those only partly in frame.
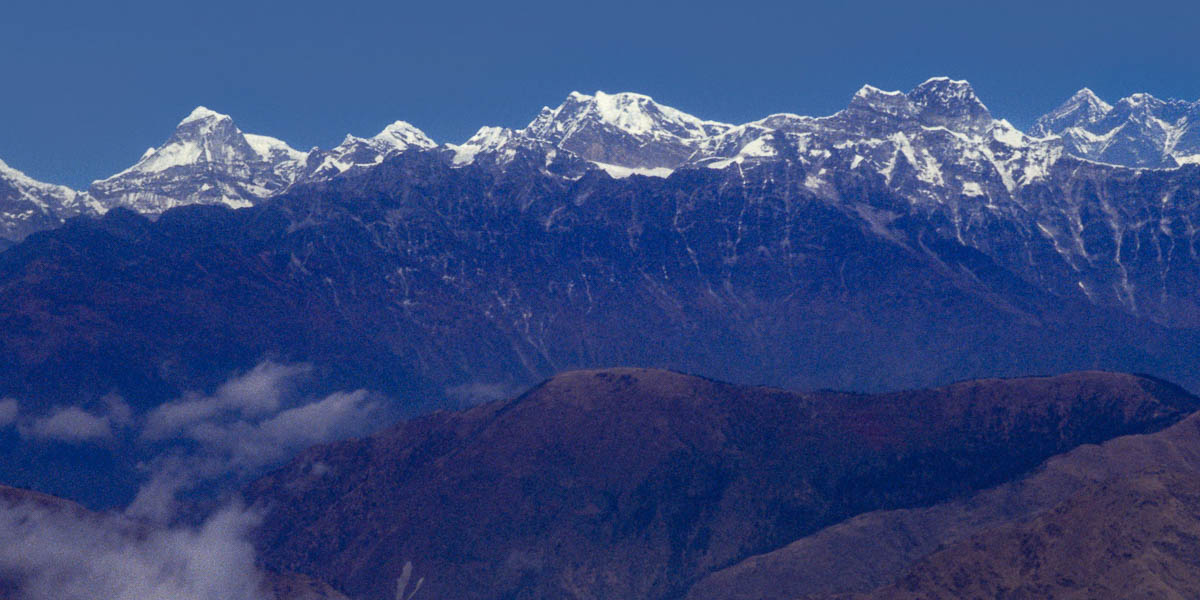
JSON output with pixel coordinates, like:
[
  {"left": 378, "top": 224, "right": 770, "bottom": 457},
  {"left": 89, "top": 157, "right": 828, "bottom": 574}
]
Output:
[
  {"left": 849, "top": 470, "right": 1200, "bottom": 599},
  {"left": 691, "top": 397, "right": 1200, "bottom": 600},
  {"left": 783, "top": 407, "right": 1200, "bottom": 600},
  {"left": 245, "top": 368, "right": 1198, "bottom": 600}
]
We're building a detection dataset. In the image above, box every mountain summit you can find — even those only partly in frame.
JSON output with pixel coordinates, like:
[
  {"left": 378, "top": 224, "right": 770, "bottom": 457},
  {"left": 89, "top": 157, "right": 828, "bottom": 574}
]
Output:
[
  {"left": 452, "top": 91, "right": 733, "bottom": 174},
  {"left": 87, "top": 106, "right": 309, "bottom": 214},
  {"left": 1, "top": 78, "right": 1199, "bottom": 246},
  {"left": 302, "top": 120, "right": 436, "bottom": 180}
]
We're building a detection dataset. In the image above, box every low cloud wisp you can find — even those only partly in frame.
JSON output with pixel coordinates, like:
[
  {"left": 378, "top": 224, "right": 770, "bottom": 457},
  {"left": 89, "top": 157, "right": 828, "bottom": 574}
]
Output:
[
  {"left": 0, "top": 496, "right": 268, "bottom": 600},
  {"left": 0, "top": 360, "right": 387, "bottom": 599}
]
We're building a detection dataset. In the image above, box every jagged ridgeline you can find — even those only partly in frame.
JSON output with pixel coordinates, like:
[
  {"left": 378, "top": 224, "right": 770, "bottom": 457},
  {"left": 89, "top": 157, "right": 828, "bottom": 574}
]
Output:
[
  {"left": 1, "top": 78, "right": 1199, "bottom": 407},
  {"left": 5, "top": 78, "right": 1200, "bottom": 241}
]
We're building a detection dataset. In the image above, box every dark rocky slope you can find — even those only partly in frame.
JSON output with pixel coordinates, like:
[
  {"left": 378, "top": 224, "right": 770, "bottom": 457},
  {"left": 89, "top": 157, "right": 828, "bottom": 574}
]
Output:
[{"left": 2, "top": 152, "right": 1197, "bottom": 416}]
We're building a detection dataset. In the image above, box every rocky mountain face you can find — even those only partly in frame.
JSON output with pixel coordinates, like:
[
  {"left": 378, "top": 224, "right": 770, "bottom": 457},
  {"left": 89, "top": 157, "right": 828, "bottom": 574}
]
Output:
[
  {"left": 6, "top": 149, "right": 1200, "bottom": 413},
  {"left": 448, "top": 80, "right": 1200, "bottom": 328},
  {"left": 2, "top": 78, "right": 1200, "bottom": 494},
  {"left": 4, "top": 80, "right": 1200, "bottom": 332},
  {"left": 244, "top": 368, "right": 1200, "bottom": 600}
]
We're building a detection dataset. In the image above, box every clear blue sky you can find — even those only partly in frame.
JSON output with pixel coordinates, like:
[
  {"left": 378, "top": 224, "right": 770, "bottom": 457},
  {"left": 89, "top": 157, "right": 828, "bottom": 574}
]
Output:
[{"left": 4, "top": 0, "right": 1199, "bottom": 188}]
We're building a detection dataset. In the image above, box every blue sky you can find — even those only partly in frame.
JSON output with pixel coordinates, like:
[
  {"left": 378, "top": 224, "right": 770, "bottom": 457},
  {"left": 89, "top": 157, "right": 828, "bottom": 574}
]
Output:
[{"left": 4, "top": 0, "right": 1200, "bottom": 188}]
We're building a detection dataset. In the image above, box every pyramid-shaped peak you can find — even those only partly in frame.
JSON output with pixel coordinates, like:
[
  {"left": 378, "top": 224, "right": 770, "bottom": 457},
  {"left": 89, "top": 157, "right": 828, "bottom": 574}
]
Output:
[
  {"left": 1069, "top": 87, "right": 1107, "bottom": 103},
  {"left": 178, "top": 106, "right": 232, "bottom": 126},
  {"left": 1063, "top": 88, "right": 1114, "bottom": 114},
  {"left": 1031, "top": 88, "right": 1116, "bottom": 136}
]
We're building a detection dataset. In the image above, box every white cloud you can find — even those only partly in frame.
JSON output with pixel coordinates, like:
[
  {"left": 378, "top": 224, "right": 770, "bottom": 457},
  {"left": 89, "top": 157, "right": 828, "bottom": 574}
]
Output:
[
  {"left": 23, "top": 406, "right": 114, "bottom": 443},
  {"left": 0, "top": 497, "right": 268, "bottom": 600},
  {"left": 128, "top": 362, "right": 381, "bottom": 524},
  {"left": 186, "top": 389, "right": 379, "bottom": 471},
  {"left": 0, "top": 361, "right": 385, "bottom": 598},
  {"left": 142, "top": 362, "right": 311, "bottom": 440},
  {"left": 445, "top": 381, "right": 523, "bottom": 407}
]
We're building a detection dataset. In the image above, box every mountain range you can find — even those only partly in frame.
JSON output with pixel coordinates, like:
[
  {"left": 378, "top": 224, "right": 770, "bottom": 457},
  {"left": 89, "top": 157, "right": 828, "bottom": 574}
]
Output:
[
  {"left": 4, "top": 79, "right": 1199, "bottom": 241},
  {"left": 5, "top": 77, "right": 1200, "bottom": 596},
  {"left": 3, "top": 77, "right": 1200, "bottom": 503}
]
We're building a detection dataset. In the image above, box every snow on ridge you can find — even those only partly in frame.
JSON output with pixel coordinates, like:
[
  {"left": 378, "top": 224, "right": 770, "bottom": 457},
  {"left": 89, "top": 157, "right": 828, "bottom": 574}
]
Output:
[
  {"left": 918, "top": 76, "right": 972, "bottom": 87},
  {"left": 591, "top": 161, "right": 673, "bottom": 179},
  {"left": 244, "top": 134, "right": 308, "bottom": 163},
  {"left": 449, "top": 126, "right": 514, "bottom": 166},
  {"left": 21, "top": 79, "right": 1200, "bottom": 219},
  {"left": 0, "top": 158, "right": 78, "bottom": 197},
  {"left": 855, "top": 84, "right": 905, "bottom": 98}
]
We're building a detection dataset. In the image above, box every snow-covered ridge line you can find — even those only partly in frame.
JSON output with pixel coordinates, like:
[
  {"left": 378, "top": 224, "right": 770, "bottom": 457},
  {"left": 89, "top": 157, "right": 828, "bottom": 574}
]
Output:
[{"left": 4, "top": 78, "right": 1200, "bottom": 244}]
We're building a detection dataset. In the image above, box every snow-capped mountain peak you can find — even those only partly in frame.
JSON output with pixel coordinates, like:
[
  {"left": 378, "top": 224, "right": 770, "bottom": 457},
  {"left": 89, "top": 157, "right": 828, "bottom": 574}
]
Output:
[
  {"left": 448, "top": 126, "right": 515, "bottom": 166},
  {"left": 1120, "top": 92, "right": 1160, "bottom": 108},
  {"left": 1071, "top": 87, "right": 1111, "bottom": 107},
  {"left": 88, "top": 107, "right": 309, "bottom": 213},
  {"left": 372, "top": 120, "right": 437, "bottom": 151},
  {"left": 1031, "top": 88, "right": 1113, "bottom": 137},
  {"left": 484, "top": 90, "right": 736, "bottom": 171},
  {"left": 528, "top": 90, "right": 731, "bottom": 142},
  {"left": 298, "top": 120, "right": 437, "bottom": 180},
  {"left": 109, "top": 106, "right": 302, "bottom": 178}
]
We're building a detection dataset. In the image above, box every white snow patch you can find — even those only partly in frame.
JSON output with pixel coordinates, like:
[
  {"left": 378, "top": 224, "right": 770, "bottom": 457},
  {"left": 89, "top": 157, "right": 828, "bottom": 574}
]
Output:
[
  {"left": 244, "top": 134, "right": 307, "bottom": 163},
  {"left": 990, "top": 120, "right": 1026, "bottom": 147},
  {"left": 592, "top": 161, "right": 673, "bottom": 178},
  {"left": 962, "top": 182, "right": 984, "bottom": 197},
  {"left": 449, "top": 126, "right": 513, "bottom": 166}
]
